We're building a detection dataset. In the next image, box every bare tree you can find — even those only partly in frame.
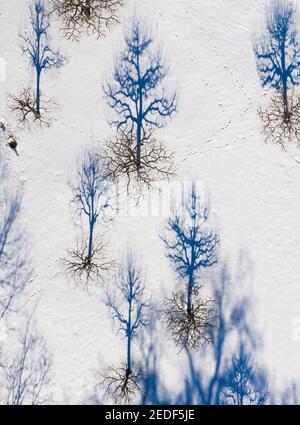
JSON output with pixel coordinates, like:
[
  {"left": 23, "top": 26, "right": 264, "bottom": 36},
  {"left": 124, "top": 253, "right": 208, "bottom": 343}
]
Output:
[
  {"left": 100, "top": 131, "right": 175, "bottom": 194},
  {"left": 99, "top": 253, "right": 150, "bottom": 402},
  {"left": 51, "top": 0, "right": 123, "bottom": 41},
  {"left": 8, "top": 87, "right": 56, "bottom": 129},
  {"left": 3, "top": 318, "right": 52, "bottom": 405},
  {"left": 258, "top": 89, "right": 300, "bottom": 148},
  {"left": 64, "top": 237, "right": 113, "bottom": 287},
  {"left": 64, "top": 149, "right": 114, "bottom": 286},
  {"left": 161, "top": 184, "right": 219, "bottom": 351},
  {"left": 162, "top": 292, "right": 218, "bottom": 351}
]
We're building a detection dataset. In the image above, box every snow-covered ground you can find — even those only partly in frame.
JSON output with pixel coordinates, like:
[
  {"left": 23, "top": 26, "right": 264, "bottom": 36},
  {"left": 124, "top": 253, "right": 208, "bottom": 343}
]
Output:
[{"left": 1, "top": 0, "right": 300, "bottom": 404}]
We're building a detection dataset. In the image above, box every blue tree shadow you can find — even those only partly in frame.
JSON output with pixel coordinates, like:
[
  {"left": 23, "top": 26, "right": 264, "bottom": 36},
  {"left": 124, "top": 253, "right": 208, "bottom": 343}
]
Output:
[
  {"left": 104, "top": 19, "right": 177, "bottom": 167},
  {"left": 102, "top": 19, "right": 177, "bottom": 194},
  {"left": 9, "top": 0, "right": 65, "bottom": 127},
  {"left": 100, "top": 251, "right": 151, "bottom": 403},
  {"left": 254, "top": 0, "right": 300, "bottom": 146},
  {"left": 254, "top": 0, "right": 300, "bottom": 112},
  {"left": 140, "top": 263, "right": 271, "bottom": 405},
  {"left": 63, "top": 149, "right": 114, "bottom": 287}
]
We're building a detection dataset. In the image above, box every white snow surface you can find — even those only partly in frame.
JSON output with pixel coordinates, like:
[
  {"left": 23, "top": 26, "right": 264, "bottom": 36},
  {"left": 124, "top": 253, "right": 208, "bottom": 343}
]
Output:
[{"left": 1, "top": 0, "right": 300, "bottom": 404}]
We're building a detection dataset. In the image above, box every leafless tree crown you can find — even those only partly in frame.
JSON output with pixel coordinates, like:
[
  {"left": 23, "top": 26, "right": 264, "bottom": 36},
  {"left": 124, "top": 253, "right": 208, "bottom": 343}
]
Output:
[
  {"left": 8, "top": 87, "right": 55, "bottom": 128},
  {"left": 51, "top": 0, "right": 123, "bottom": 41},
  {"left": 99, "top": 364, "right": 142, "bottom": 403},
  {"left": 100, "top": 132, "right": 175, "bottom": 195},
  {"left": 162, "top": 291, "right": 218, "bottom": 351},
  {"left": 63, "top": 237, "right": 114, "bottom": 288},
  {"left": 258, "top": 90, "right": 300, "bottom": 148}
]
